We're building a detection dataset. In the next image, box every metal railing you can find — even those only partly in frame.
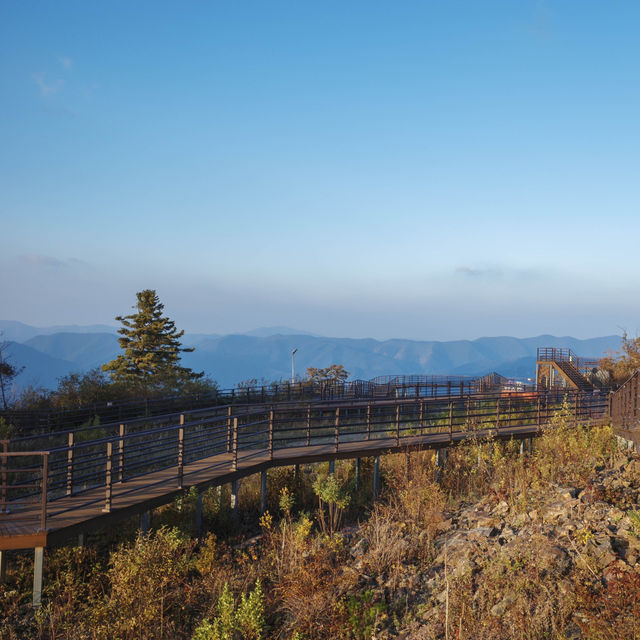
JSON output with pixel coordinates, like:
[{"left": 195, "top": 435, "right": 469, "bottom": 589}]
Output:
[
  {"left": 0, "top": 444, "right": 49, "bottom": 531},
  {"left": 610, "top": 370, "right": 640, "bottom": 430},
  {"left": 537, "top": 348, "right": 600, "bottom": 375},
  {"left": 1, "top": 372, "right": 529, "bottom": 436},
  {"left": 0, "top": 390, "right": 608, "bottom": 525}
]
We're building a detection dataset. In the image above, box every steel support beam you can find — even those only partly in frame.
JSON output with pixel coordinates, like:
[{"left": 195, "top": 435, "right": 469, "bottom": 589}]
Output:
[
  {"left": 260, "top": 471, "right": 268, "bottom": 514},
  {"left": 33, "top": 547, "right": 44, "bottom": 609},
  {"left": 373, "top": 456, "right": 380, "bottom": 498}
]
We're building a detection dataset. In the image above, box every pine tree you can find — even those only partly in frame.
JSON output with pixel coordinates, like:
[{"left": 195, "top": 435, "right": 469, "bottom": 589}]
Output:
[{"left": 102, "top": 289, "right": 203, "bottom": 392}]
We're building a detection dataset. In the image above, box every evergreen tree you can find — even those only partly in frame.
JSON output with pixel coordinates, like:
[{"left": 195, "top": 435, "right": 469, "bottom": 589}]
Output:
[
  {"left": 0, "top": 336, "right": 24, "bottom": 410},
  {"left": 102, "top": 289, "right": 203, "bottom": 392}
]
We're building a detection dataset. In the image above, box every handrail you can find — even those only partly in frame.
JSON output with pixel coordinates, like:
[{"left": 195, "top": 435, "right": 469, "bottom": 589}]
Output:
[
  {"left": 537, "top": 347, "right": 601, "bottom": 374},
  {"left": 609, "top": 369, "right": 640, "bottom": 430},
  {"left": 1, "top": 372, "right": 534, "bottom": 436},
  {"left": 0, "top": 449, "right": 49, "bottom": 531},
  {"left": 0, "top": 390, "right": 608, "bottom": 525}
]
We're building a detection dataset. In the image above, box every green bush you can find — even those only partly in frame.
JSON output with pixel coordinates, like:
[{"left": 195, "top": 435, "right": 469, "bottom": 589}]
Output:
[{"left": 193, "top": 580, "right": 265, "bottom": 640}]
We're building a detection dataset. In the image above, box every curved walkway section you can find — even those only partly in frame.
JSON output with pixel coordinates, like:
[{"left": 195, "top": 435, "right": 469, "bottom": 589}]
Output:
[{"left": 1, "top": 390, "right": 607, "bottom": 552}]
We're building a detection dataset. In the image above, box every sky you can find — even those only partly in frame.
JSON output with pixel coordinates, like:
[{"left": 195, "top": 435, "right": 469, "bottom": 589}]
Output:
[{"left": 1, "top": 1, "right": 639, "bottom": 341}]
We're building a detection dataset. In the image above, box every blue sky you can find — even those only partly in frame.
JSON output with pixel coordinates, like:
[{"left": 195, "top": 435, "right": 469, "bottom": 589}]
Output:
[{"left": 1, "top": 1, "right": 639, "bottom": 340}]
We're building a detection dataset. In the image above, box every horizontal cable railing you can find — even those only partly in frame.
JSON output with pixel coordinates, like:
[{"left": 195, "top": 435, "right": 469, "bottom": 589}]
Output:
[
  {"left": 610, "top": 369, "right": 640, "bottom": 430},
  {"left": 537, "top": 348, "right": 601, "bottom": 375},
  {"left": 1, "top": 373, "right": 535, "bottom": 436},
  {"left": 0, "top": 390, "right": 609, "bottom": 531}
]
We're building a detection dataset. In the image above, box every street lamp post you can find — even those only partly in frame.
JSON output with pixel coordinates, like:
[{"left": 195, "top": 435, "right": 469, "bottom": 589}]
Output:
[{"left": 291, "top": 348, "right": 298, "bottom": 384}]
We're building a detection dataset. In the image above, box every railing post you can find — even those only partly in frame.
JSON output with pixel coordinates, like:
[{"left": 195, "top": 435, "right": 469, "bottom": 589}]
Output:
[
  {"left": 177, "top": 415, "right": 185, "bottom": 489},
  {"left": 66, "top": 432, "right": 74, "bottom": 496},
  {"left": 226, "top": 406, "right": 232, "bottom": 453},
  {"left": 449, "top": 401, "right": 453, "bottom": 440},
  {"left": 269, "top": 409, "right": 274, "bottom": 459},
  {"left": 103, "top": 442, "right": 113, "bottom": 513},
  {"left": 537, "top": 395, "right": 541, "bottom": 429},
  {"left": 334, "top": 408, "right": 340, "bottom": 453},
  {"left": 496, "top": 398, "right": 501, "bottom": 429},
  {"left": 306, "top": 404, "right": 311, "bottom": 446},
  {"left": 419, "top": 400, "right": 424, "bottom": 432},
  {"left": 367, "top": 404, "right": 372, "bottom": 440},
  {"left": 232, "top": 417, "right": 238, "bottom": 471},
  {"left": 395, "top": 404, "right": 400, "bottom": 446},
  {"left": 1, "top": 442, "right": 8, "bottom": 514},
  {"left": 40, "top": 453, "right": 48, "bottom": 531},
  {"left": 118, "top": 423, "right": 126, "bottom": 482}
]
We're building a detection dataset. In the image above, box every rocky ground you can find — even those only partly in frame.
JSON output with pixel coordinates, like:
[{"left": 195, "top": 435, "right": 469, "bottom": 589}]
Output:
[{"left": 343, "top": 446, "right": 640, "bottom": 639}]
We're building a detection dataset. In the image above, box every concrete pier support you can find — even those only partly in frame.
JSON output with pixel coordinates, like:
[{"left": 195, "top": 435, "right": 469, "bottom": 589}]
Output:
[
  {"left": 354, "top": 458, "right": 360, "bottom": 492},
  {"left": 0, "top": 550, "right": 6, "bottom": 582},
  {"left": 33, "top": 547, "right": 44, "bottom": 609},
  {"left": 520, "top": 439, "right": 525, "bottom": 456},
  {"left": 373, "top": 457, "right": 380, "bottom": 498},
  {"left": 77, "top": 532, "right": 86, "bottom": 547},
  {"left": 230, "top": 480, "right": 239, "bottom": 519},
  {"left": 260, "top": 471, "right": 268, "bottom": 514},
  {"left": 195, "top": 492, "right": 203, "bottom": 537}
]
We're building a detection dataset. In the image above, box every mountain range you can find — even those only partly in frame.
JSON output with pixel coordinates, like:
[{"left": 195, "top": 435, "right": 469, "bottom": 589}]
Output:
[{"left": 0, "top": 320, "right": 622, "bottom": 391}]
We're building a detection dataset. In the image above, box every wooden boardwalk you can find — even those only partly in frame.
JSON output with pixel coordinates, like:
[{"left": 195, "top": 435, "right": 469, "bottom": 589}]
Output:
[
  {"left": 1, "top": 420, "right": 585, "bottom": 552},
  {"left": 1, "top": 390, "right": 609, "bottom": 553}
]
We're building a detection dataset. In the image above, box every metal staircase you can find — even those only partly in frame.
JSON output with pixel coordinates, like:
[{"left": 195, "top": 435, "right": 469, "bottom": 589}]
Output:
[{"left": 536, "top": 347, "right": 597, "bottom": 391}]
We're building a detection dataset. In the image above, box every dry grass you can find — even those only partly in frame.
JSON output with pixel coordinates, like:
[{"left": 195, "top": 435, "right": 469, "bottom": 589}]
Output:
[{"left": 0, "top": 413, "right": 632, "bottom": 640}]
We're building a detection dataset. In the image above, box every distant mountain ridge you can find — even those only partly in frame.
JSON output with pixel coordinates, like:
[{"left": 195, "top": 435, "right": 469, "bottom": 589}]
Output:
[{"left": 0, "top": 320, "right": 622, "bottom": 391}]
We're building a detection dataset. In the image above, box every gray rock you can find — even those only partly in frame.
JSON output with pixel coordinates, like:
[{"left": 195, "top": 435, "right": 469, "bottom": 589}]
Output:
[{"left": 490, "top": 593, "right": 516, "bottom": 617}]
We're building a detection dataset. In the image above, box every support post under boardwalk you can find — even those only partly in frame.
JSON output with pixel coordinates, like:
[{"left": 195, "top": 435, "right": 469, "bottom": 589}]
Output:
[
  {"left": 140, "top": 510, "right": 150, "bottom": 536},
  {"left": 195, "top": 492, "right": 203, "bottom": 537},
  {"left": 520, "top": 439, "right": 525, "bottom": 456},
  {"left": 33, "top": 547, "right": 44, "bottom": 609},
  {"left": 354, "top": 458, "right": 360, "bottom": 492},
  {"left": 0, "top": 550, "right": 6, "bottom": 583},
  {"left": 329, "top": 459, "right": 335, "bottom": 475},
  {"left": 260, "top": 471, "right": 268, "bottom": 514},
  {"left": 435, "top": 448, "right": 442, "bottom": 469},
  {"left": 77, "top": 532, "right": 86, "bottom": 547},
  {"left": 231, "top": 480, "right": 239, "bottom": 519},
  {"left": 373, "top": 457, "right": 380, "bottom": 498},
  {"left": 528, "top": 438, "right": 533, "bottom": 455}
]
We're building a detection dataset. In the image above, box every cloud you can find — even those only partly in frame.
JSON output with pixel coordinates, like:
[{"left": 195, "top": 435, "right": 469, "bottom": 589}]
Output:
[
  {"left": 455, "top": 266, "right": 503, "bottom": 279},
  {"left": 455, "top": 265, "right": 546, "bottom": 283},
  {"left": 32, "top": 72, "right": 63, "bottom": 96},
  {"left": 20, "top": 254, "right": 67, "bottom": 268},
  {"left": 60, "top": 56, "right": 72, "bottom": 70}
]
